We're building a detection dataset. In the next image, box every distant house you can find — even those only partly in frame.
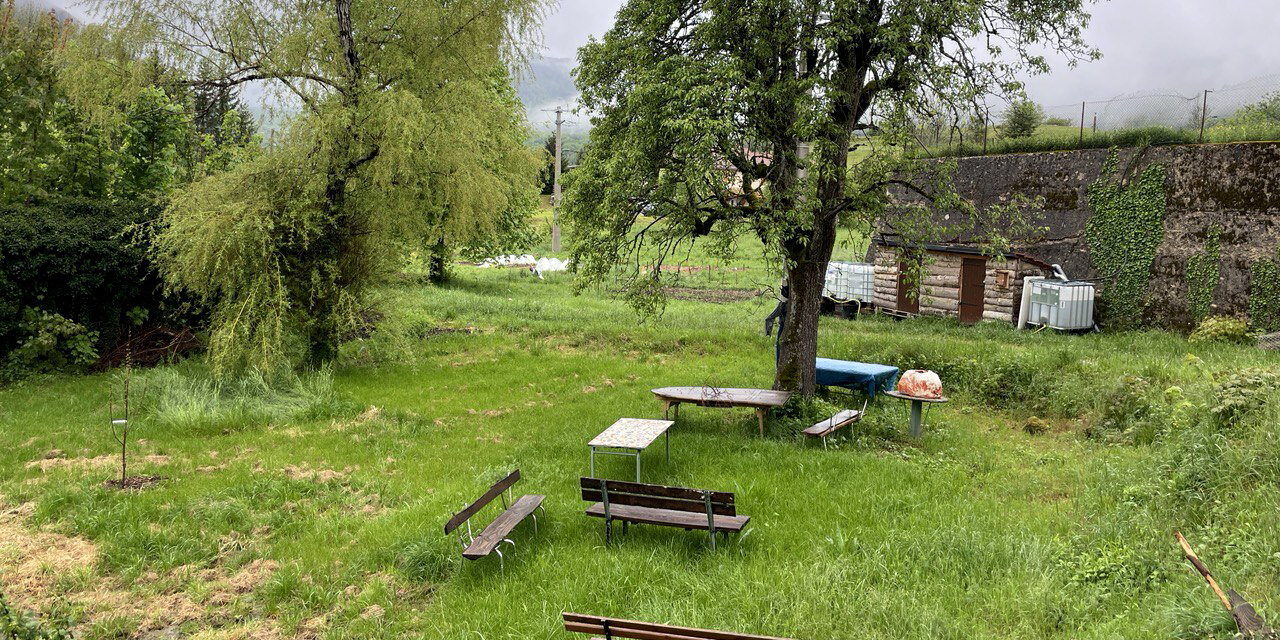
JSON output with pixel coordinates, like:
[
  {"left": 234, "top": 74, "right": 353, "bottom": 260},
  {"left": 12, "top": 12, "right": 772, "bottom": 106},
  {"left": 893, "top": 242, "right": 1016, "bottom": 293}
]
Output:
[{"left": 869, "top": 235, "right": 1053, "bottom": 324}]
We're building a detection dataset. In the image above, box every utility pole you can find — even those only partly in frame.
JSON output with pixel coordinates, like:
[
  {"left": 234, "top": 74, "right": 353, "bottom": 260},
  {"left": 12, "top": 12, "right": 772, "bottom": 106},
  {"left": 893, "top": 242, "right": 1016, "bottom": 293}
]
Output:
[{"left": 552, "top": 106, "right": 563, "bottom": 253}]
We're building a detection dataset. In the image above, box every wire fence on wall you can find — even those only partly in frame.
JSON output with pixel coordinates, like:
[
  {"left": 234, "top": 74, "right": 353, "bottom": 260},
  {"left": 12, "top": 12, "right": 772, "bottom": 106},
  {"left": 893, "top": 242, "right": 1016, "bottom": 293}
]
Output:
[
  {"left": 904, "top": 73, "right": 1280, "bottom": 156},
  {"left": 1041, "top": 73, "right": 1280, "bottom": 135}
]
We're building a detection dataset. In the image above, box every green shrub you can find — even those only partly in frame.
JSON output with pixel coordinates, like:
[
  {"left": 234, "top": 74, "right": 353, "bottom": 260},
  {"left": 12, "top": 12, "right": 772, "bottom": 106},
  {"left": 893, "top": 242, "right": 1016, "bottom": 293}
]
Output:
[
  {"left": 1189, "top": 315, "right": 1249, "bottom": 344},
  {"left": 1209, "top": 367, "right": 1279, "bottom": 431},
  {"left": 0, "top": 593, "right": 73, "bottom": 640},
  {"left": 0, "top": 197, "right": 180, "bottom": 369},
  {"left": 1, "top": 308, "right": 98, "bottom": 381}
]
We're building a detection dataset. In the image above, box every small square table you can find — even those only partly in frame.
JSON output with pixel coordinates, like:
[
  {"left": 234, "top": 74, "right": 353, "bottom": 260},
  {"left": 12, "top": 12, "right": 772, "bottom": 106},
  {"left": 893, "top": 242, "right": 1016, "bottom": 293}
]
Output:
[{"left": 589, "top": 418, "right": 674, "bottom": 482}]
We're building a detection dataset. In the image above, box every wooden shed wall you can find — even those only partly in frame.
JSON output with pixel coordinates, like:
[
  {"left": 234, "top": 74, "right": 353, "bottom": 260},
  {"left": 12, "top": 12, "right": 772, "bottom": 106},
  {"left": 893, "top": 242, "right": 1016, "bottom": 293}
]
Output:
[{"left": 872, "top": 249, "right": 1045, "bottom": 323}]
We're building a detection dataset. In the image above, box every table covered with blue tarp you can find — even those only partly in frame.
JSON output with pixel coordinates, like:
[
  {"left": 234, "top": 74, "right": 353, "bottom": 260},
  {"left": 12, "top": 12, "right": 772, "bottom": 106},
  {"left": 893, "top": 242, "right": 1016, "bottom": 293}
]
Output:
[{"left": 815, "top": 358, "right": 900, "bottom": 398}]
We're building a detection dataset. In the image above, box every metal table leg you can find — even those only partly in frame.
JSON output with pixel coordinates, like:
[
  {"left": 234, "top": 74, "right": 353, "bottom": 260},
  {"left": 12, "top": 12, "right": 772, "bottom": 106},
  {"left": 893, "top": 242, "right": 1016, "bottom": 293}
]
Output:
[
  {"left": 590, "top": 446, "right": 596, "bottom": 477},
  {"left": 909, "top": 400, "right": 923, "bottom": 438},
  {"left": 634, "top": 449, "right": 640, "bottom": 482}
]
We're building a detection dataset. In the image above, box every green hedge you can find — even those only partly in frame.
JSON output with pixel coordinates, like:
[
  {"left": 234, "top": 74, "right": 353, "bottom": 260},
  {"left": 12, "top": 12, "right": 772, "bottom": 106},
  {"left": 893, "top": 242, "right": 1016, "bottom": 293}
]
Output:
[{"left": 0, "top": 197, "right": 166, "bottom": 361}]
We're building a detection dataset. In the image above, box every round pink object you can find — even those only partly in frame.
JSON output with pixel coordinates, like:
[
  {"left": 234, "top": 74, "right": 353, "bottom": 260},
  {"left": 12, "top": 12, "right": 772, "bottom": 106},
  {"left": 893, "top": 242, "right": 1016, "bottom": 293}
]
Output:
[{"left": 897, "top": 369, "right": 943, "bottom": 399}]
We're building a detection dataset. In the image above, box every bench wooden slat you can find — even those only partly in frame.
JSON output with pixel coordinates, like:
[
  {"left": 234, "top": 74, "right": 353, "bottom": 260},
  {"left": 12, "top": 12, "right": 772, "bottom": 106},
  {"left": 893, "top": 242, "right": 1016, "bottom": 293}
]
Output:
[
  {"left": 585, "top": 502, "right": 748, "bottom": 532},
  {"left": 564, "top": 613, "right": 795, "bottom": 640},
  {"left": 445, "top": 469, "right": 522, "bottom": 535},
  {"left": 580, "top": 489, "right": 736, "bottom": 516},
  {"left": 462, "top": 494, "right": 544, "bottom": 559},
  {"left": 580, "top": 477, "right": 734, "bottom": 504},
  {"left": 801, "top": 409, "right": 862, "bottom": 438}
]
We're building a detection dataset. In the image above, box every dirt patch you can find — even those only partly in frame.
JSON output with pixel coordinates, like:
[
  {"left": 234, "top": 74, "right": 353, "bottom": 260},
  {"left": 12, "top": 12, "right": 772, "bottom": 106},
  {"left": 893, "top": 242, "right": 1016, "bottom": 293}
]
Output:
[
  {"left": 416, "top": 326, "right": 477, "bottom": 339},
  {"left": 0, "top": 506, "right": 203, "bottom": 633},
  {"left": 665, "top": 287, "right": 762, "bottom": 303},
  {"left": 26, "top": 454, "right": 172, "bottom": 473},
  {"left": 280, "top": 464, "right": 349, "bottom": 483},
  {"left": 104, "top": 475, "right": 165, "bottom": 491},
  {"left": 0, "top": 503, "right": 298, "bottom": 638}
]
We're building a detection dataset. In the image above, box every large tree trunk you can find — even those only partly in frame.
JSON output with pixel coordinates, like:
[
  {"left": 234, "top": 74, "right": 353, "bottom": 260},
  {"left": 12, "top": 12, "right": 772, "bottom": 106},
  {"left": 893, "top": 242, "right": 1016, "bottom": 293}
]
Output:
[
  {"left": 774, "top": 215, "right": 840, "bottom": 396},
  {"left": 773, "top": 32, "right": 868, "bottom": 396}
]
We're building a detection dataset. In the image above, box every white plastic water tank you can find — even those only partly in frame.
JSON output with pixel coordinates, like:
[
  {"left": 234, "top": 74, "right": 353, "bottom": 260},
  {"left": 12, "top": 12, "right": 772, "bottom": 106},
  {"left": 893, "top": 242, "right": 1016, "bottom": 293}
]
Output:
[
  {"left": 1027, "top": 280, "right": 1096, "bottom": 330},
  {"left": 824, "top": 262, "right": 875, "bottom": 302}
]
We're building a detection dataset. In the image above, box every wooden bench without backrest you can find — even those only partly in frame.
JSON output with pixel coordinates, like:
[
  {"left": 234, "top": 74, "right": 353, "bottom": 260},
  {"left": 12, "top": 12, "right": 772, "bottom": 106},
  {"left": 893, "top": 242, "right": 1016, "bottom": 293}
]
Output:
[
  {"left": 801, "top": 399, "right": 868, "bottom": 448},
  {"left": 579, "top": 477, "right": 748, "bottom": 550},
  {"left": 562, "top": 612, "right": 796, "bottom": 640},
  {"left": 444, "top": 469, "right": 544, "bottom": 571}
]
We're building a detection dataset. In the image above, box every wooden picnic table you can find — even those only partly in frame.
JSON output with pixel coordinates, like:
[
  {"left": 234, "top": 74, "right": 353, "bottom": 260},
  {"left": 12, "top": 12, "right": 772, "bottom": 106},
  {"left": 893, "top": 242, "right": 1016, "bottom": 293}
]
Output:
[{"left": 651, "top": 386, "right": 791, "bottom": 436}]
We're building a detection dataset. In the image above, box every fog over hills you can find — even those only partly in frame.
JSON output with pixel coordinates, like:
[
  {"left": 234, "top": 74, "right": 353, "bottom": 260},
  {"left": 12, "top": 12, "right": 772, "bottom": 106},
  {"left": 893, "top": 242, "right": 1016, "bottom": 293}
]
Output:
[
  {"left": 13, "top": 0, "right": 77, "bottom": 22},
  {"left": 517, "top": 56, "right": 588, "bottom": 134}
]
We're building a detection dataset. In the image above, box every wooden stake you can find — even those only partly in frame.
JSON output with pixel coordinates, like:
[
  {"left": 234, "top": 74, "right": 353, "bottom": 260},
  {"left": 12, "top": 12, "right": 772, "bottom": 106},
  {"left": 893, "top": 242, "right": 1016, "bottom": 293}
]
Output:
[{"left": 1176, "top": 530, "right": 1232, "bottom": 611}]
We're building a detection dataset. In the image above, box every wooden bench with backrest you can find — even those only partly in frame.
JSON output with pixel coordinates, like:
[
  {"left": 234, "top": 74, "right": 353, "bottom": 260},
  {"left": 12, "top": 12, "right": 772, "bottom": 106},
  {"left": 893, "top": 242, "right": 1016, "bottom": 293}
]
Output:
[
  {"left": 444, "top": 469, "right": 544, "bottom": 571},
  {"left": 801, "top": 399, "right": 868, "bottom": 448},
  {"left": 579, "top": 477, "right": 748, "bottom": 550},
  {"left": 562, "top": 612, "right": 796, "bottom": 640}
]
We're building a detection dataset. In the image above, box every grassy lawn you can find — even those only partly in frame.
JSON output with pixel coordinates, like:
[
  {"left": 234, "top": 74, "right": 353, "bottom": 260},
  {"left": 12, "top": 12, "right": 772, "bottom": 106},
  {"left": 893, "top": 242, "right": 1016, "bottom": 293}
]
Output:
[{"left": 3, "top": 262, "right": 1279, "bottom": 639}]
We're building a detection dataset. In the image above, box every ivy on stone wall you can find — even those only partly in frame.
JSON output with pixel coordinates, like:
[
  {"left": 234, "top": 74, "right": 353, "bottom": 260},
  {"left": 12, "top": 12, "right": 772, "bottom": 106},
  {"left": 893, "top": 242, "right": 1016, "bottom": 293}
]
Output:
[
  {"left": 1084, "top": 149, "right": 1167, "bottom": 329},
  {"left": 1185, "top": 227, "right": 1222, "bottom": 324},
  {"left": 1248, "top": 248, "right": 1280, "bottom": 333}
]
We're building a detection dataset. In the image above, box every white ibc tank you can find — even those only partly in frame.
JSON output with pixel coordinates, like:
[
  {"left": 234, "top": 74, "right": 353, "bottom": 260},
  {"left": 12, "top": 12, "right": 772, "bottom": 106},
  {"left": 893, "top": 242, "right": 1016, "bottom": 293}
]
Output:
[
  {"left": 824, "top": 262, "right": 875, "bottom": 302},
  {"left": 1027, "top": 279, "right": 1096, "bottom": 330}
]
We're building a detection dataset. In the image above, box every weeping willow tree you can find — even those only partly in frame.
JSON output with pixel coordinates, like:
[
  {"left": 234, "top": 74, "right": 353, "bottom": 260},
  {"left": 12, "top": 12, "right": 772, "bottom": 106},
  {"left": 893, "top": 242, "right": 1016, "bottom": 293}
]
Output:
[{"left": 90, "top": 0, "right": 547, "bottom": 373}]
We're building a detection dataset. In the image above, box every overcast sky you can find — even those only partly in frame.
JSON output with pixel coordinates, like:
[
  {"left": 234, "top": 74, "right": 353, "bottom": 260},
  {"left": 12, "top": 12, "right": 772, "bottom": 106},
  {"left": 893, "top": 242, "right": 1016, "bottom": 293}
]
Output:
[{"left": 540, "top": 0, "right": 1280, "bottom": 107}]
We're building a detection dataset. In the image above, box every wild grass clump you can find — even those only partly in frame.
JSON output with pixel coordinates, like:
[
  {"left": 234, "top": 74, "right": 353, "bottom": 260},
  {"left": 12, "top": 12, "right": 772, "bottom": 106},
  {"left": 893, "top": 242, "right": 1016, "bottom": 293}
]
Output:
[
  {"left": 142, "top": 365, "right": 346, "bottom": 434},
  {"left": 393, "top": 538, "right": 458, "bottom": 584},
  {"left": 1085, "top": 376, "right": 1172, "bottom": 445}
]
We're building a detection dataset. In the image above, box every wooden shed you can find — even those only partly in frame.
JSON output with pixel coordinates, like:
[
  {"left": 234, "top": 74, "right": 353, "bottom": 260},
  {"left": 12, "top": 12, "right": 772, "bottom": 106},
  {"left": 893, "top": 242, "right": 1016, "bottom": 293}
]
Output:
[{"left": 870, "top": 237, "right": 1052, "bottom": 324}]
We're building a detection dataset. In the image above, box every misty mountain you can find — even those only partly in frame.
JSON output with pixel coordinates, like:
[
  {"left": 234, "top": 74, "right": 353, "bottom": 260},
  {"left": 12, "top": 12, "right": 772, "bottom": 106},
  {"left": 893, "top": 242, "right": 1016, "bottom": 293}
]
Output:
[
  {"left": 14, "top": 0, "right": 78, "bottom": 22},
  {"left": 517, "top": 56, "right": 589, "bottom": 134}
]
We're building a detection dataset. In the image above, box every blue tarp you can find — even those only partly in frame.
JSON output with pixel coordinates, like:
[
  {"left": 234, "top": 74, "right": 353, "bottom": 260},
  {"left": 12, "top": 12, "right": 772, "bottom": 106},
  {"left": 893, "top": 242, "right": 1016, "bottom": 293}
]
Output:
[{"left": 815, "top": 358, "right": 900, "bottom": 398}]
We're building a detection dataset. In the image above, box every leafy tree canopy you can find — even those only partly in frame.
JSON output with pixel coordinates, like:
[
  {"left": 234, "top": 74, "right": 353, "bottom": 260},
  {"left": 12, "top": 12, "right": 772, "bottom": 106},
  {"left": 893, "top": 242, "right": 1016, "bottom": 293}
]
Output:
[
  {"left": 1002, "top": 99, "right": 1045, "bottom": 138},
  {"left": 90, "top": 0, "right": 549, "bottom": 373},
  {"left": 564, "top": 0, "right": 1094, "bottom": 394}
]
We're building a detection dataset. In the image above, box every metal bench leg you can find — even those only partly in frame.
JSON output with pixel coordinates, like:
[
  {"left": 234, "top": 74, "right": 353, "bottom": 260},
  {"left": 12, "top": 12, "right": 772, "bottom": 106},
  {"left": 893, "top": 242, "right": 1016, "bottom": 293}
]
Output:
[
  {"left": 605, "top": 518, "right": 612, "bottom": 544},
  {"left": 530, "top": 510, "right": 538, "bottom": 535},
  {"left": 494, "top": 547, "right": 504, "bottom": 573}
]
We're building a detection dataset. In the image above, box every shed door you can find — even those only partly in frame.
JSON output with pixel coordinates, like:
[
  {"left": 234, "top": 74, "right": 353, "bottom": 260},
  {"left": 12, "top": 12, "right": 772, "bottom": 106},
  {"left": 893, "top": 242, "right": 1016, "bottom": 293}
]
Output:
[
  {"left": 959, "top": 257, "right": 987, "bottom": 324},
  {"left": 896, "top": 261, "right": 919, "bottom": 314}
]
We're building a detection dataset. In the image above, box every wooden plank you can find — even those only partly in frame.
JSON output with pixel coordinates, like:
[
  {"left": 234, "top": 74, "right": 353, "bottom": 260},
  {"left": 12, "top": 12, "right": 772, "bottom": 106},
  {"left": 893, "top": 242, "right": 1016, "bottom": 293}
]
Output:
[
  {"left": 563, "top": 613, "right": 796, "bottom": 640},
  {"left": 461, "top": 494, "right": 544, "bottom": 559},
  {"left": 579, "top": 477, "right": 734, "bottom": 504},
  {"left": 581, "top": 489, "right": 736, "bottom": 516},
  {"left": 802, "top": 409, "right": 862, "bottom": 437},
  {"left": 445, "top": 469, "right": 521, "bottom": 535},
  {"left": 585, "top": 503, "right": 749, "bottom": 532}
]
